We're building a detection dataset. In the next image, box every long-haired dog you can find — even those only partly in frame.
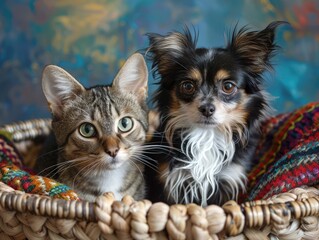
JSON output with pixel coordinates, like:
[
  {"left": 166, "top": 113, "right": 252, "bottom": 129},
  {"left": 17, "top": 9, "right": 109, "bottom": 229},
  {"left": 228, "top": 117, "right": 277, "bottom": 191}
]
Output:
[{"left": 145, "top": 21, "right": 286, "bottom": 206}]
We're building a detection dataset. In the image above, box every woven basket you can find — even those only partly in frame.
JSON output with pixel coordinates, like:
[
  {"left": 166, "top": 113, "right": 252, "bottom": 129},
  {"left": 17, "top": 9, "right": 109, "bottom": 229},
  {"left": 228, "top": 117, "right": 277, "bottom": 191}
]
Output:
[{"left": 1, "top": 119, "right": 319, "bottom": 240}]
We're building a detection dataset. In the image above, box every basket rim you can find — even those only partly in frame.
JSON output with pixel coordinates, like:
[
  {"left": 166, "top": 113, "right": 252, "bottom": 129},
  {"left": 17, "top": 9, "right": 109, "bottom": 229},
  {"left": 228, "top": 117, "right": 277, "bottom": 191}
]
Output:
[
  {"left": 0, "top": 118, "right": 52, "bottom": 142},
  {"left": 0, "top": 182, "right": 96, "bottom": 222},
  {"left": 1, "top": 182, "right": 319, "bottom": 237}
]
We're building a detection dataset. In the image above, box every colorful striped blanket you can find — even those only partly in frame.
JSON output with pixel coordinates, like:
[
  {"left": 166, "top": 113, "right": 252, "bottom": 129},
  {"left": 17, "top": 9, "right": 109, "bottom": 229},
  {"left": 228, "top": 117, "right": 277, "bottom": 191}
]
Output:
[
  {"left": 0, "top": 132, "right": 79, "bottom": 200},
  {"left": 246, "top": 102, "right": 319, "bottom": 200}
]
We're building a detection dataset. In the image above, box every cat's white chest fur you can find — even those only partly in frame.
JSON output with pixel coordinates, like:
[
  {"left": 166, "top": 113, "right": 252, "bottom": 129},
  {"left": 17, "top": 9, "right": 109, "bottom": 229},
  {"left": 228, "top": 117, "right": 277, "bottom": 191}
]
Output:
[{"left": 86, "top": 162, "right": 130, "bottom": 201}]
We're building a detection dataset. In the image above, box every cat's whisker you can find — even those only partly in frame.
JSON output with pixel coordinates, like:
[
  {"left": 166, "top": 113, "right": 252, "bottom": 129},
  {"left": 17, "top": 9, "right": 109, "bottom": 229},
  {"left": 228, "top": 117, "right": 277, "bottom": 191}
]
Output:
[
  {"left": 54, "top": 157, "right": 93, "bottom": 179},
  {"left": 38, "top": 162, "right": 67, "bottom": 178},
  {"left": 134, "top": 155, "right": 157, "bottom": 167},
  {"left": 54, "top": 164, "right": 84, "bottom": 180},
  {"left": 83, "top": 161, "right": 102, "bottom": 179},
  {"left": 142, "top": 142, "right": 186, "bottom": 156},
  {"left": 39, "top": 156, "right": 88, "bottom": 172},
  {"left": 37, "top": 157, "right": 79, "bottom": 177},
  {"left": 76, "top": 161, "right": 98, "bottom": 180},
  {"left": 140, "top": 144, "right": 181, "bottom": 154},
  {"left": 71, "top": 160, "right": 97, "bottom": 189},
  {"left": 160, "top": 113, "right": 171, "bottom": 123},
  {"left": 36, "top": 146, "right": 64, "bottom": 160},
  {"left": 128, "top": 161, "right": 144, "bottom": 180},
  {"left": 131, "top": 156, "right": 159, "bottom": 173},
  {"left": 132, "top": 149, "right": 160, "bottom": 162}
]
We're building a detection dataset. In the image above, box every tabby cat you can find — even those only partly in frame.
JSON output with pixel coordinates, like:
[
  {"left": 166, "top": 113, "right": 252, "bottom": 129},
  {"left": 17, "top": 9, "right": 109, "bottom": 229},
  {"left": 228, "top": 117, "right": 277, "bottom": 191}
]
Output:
[{"left": 39, "top": 53, "right": 149, "bottom": 201}]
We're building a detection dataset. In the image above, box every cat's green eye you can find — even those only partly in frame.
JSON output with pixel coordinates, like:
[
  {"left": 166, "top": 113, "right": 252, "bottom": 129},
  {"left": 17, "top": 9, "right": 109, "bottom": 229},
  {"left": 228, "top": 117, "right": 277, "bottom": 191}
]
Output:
[
  {"left": 79, "top": 123, "right": 96, "bottom": 138},
  {"left": 118, "top": 117, "right": 134, "bottom": 133}
]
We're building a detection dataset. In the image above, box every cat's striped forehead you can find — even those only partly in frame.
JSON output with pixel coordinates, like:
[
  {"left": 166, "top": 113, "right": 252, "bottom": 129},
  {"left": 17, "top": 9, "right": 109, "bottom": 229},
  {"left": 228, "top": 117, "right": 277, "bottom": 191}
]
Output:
[{"left": 79, "top": 85, "right": 148, "bottom": 132}]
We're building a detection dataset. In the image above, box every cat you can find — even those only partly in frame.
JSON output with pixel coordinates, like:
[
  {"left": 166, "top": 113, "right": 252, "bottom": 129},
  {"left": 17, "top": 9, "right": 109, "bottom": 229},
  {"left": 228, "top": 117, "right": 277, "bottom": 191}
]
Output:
[{"left": 37, "top": 53, "right": 150, "bottom": 202}]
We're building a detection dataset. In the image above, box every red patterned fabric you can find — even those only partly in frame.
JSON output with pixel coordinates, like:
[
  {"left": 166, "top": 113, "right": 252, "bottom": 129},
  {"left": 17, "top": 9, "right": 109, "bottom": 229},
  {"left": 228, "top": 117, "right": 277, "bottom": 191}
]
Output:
[{"left": 246, "top": 102, "right": 319, "bottom": 201}]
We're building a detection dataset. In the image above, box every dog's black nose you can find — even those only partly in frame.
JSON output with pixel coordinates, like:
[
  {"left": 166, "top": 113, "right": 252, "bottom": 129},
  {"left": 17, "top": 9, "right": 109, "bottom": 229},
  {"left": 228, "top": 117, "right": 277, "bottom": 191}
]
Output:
[{"left": 199, "top": 104, "right": 215, "bottom": 117}]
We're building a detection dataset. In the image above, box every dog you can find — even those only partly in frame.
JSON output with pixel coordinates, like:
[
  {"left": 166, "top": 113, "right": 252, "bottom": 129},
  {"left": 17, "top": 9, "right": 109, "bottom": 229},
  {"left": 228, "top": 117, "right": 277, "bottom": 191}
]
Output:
[{"left": 145, "top": 21, "right": 286, "bottom": 206}]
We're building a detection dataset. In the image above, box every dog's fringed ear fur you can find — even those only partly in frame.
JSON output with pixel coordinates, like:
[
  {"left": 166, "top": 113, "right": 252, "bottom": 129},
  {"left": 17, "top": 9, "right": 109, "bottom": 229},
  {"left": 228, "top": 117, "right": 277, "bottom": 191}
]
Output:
[
  {"left": 146, "top": 28, "right": 197, "bottom": 78},
  {"left": 227, "top": 21, "right": 288, "bottom": 77}
]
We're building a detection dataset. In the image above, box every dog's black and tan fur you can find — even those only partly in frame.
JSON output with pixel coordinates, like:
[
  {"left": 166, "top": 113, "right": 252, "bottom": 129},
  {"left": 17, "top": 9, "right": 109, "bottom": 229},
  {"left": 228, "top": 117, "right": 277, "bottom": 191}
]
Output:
[{"left": 145, "top": 21, "right": 286, "bottom": 206}]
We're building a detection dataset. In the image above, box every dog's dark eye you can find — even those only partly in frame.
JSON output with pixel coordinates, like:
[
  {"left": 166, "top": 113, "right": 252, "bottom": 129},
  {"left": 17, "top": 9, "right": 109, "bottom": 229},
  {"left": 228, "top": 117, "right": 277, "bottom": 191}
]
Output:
[
  {"left": 222, "top": 81, "right": 237, "bottom": 94},
  {"left": 181, "top": 81, "right": 196, "bottom": 95}
]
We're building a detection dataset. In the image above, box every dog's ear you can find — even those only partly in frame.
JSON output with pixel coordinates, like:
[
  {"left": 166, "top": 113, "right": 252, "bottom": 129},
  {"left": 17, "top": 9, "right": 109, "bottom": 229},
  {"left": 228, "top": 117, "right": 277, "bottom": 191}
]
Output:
[
  {"left": 228, "top": 21, "right": 287, "bottom": 75},
  {"left": 146, "top": 28, "right": 196, "bottom": 77}
]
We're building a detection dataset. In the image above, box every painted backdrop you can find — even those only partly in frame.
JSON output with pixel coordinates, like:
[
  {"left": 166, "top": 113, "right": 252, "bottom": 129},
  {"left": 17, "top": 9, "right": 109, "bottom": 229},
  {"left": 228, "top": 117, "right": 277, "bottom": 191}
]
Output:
[{"left": 0, "top": 0, "right": 318, "bottom": 124}]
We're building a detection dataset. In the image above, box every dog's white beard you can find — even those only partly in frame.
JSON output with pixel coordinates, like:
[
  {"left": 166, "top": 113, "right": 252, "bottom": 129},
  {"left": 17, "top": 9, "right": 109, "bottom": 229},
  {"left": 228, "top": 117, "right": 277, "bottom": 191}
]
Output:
[{"left": 164, "top": 127, "right": 244, "bottom": 206}]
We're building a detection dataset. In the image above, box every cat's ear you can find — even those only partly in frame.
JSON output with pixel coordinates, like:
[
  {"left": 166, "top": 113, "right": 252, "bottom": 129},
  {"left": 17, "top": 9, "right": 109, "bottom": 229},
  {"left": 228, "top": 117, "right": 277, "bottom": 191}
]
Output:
[
  {"left": 113, "top": 53, "right": 148, "bottom": 103},
  {"left": 42, "top": 65, "right": 85, "bottom": 116}
]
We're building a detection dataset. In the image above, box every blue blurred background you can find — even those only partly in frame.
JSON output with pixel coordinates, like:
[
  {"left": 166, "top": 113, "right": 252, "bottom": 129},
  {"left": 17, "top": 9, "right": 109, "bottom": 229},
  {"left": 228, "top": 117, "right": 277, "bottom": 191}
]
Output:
[{"left": 0, "top": 0, "right": 318, "bottom": 125}]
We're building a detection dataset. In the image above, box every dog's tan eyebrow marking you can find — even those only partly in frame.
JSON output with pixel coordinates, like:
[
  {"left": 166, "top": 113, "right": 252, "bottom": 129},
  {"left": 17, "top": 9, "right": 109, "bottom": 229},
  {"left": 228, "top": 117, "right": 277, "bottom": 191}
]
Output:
[
  {"left": 188, "top": 68, "right": 202, "bottom": 82},
  {"left": 215, "top": 69, "right": 230, "bottom": 81}
]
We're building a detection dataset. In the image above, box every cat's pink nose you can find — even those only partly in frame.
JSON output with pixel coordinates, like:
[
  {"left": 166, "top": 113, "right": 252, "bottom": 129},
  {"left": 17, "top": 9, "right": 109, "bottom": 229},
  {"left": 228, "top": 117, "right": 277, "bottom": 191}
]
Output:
[
  {"left": 106, "top": 148, "right": 119, "bottom": 158},
  {"left": 103, "top": 136, "right": 120, "bottom": 158}
]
